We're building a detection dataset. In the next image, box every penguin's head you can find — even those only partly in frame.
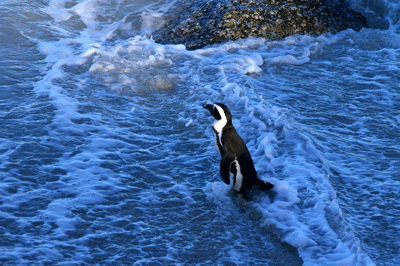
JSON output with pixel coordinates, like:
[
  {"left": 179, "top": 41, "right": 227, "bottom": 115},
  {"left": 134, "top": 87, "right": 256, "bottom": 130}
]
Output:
[{"left": 203, "top": 103, "right": 232, "bottom": 125}]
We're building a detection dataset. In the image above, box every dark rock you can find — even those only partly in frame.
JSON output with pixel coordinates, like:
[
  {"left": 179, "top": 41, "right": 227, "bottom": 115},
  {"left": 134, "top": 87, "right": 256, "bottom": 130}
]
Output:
[{"left": 152, "top": 0, "right": 369, "bottom": 50}]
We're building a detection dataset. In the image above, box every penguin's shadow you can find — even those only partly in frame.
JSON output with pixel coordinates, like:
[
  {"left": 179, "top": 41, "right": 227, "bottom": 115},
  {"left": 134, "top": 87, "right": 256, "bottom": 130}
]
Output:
[
  {"left": 227, "top": 187, "right": 277, "bottom": 203},
  {"left": 226, "top": 188, "right": 276, "bottom": 221}
]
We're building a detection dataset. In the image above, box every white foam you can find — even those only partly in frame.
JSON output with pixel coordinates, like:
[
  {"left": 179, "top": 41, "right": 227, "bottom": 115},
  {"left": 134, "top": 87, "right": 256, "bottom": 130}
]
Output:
[
  {"left": 141, "top": 11, "right": 164, "bottom": 35},
  {"left": 244, "top": 65, "right": 262, "bottom": 74},
  {"left": 35, "top": 41, "right": 81, "bottom": 121},
  {"left": 269, "top": 54, "right": 310, "bottom": 65},
  {"left": 42, "top": 0, "right": 73, "bottom": 21},
  {"left": 185, "top": 119, "right": 193, "bottom": 127}
]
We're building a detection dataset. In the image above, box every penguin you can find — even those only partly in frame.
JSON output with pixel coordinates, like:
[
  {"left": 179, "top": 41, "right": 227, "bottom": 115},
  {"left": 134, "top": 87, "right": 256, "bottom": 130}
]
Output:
[{"left": 203, "top": 103, "right": 273, "bottom": 199}]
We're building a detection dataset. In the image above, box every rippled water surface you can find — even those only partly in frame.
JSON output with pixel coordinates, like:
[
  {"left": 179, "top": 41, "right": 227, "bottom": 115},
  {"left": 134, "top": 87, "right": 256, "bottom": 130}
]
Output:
[{"left": 1, "top": 0, "right": 400, "bottom": 265}]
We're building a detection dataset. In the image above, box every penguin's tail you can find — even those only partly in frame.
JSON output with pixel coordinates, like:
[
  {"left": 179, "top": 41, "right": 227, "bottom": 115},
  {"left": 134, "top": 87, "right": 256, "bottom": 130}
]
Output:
[{"left": 259, "top": 181, "right": 274, "bottom": 191}]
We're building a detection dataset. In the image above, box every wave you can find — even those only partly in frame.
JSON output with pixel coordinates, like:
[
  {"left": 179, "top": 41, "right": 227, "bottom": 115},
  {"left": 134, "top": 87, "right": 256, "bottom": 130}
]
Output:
[
  {"left": 3, "top": 0, "right": 399, "bottom": 264},
  {"left": 36, "top": 1, "right": 381, "bottom": 263}
]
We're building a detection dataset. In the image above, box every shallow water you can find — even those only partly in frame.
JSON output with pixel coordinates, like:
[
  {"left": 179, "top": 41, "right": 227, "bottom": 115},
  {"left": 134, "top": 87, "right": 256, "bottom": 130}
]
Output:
[{"left": 1, "top": 0, "right": 400, "bottom": 265}]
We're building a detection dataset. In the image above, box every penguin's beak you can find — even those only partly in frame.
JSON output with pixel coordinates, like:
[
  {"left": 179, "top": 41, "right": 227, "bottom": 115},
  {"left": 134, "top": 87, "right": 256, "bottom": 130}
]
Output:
[{"left": 203, "top": 104, "right": 213, "bottom": 111}]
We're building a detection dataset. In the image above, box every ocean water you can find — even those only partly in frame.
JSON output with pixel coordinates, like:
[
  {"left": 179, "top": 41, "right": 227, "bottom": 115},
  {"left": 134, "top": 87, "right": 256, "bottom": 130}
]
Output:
[{"left": 1, "top": 0, "right": 399, "bottom": 265}]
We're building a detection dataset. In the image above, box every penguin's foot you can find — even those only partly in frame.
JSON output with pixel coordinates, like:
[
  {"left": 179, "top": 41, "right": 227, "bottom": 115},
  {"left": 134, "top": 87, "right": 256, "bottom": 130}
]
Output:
[{"left": 259, "top": 181, "right": 274, "bottom": 191}]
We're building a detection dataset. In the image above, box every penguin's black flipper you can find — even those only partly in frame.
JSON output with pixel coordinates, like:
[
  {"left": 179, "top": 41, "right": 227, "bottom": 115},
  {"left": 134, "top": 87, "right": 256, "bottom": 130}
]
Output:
[
  {"left": 220, "top": 151, "right": 235, "bottom": 185},
  {"left": 259, "top": 180, "right": 274, "bottom": 191}
]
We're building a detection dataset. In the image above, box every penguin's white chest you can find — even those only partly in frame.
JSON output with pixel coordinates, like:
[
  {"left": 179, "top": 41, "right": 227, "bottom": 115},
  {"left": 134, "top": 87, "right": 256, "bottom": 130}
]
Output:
[
  {"left": 212, "top": 129, "right": 223, "bottom": 157},
  {"left": 213, "top": 116, "right": 226, "bottom": 133},
  {"left": 212, "top": 105, "right": 228, "bottom": 157}
]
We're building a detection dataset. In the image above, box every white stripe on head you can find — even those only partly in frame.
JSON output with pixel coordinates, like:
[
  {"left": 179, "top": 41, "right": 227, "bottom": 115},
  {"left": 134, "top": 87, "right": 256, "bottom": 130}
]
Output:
[{"left": 213, "top": 104, "right": 227, "bottom": 133}]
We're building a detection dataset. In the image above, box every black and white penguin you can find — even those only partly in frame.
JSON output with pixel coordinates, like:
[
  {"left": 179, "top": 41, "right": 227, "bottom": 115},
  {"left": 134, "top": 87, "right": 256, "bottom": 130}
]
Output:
[{"left": 203, "top": 103, "right": 273, "bottom": 199}]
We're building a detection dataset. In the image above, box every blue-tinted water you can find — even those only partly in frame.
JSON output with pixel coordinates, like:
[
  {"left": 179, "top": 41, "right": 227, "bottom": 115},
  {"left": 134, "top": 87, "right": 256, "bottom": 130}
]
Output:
[{"left": 1, "top": 0, "right": 399, "bottom": 265}]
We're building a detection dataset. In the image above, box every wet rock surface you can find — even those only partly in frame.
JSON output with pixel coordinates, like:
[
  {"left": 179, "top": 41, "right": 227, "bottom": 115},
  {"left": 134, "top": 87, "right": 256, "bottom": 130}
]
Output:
[{"left": 152, "top": 0, "right": 369, "bottom": 50}]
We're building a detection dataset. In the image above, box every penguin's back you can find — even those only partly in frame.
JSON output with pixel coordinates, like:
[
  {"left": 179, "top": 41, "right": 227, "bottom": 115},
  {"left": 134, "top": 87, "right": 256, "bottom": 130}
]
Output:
[{"left": 221, "top": 126, "right": 259, "bottom": 183}]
